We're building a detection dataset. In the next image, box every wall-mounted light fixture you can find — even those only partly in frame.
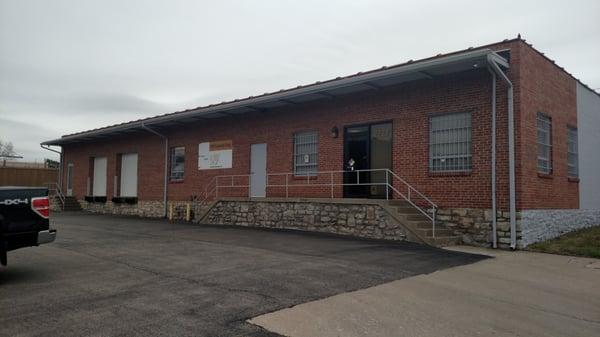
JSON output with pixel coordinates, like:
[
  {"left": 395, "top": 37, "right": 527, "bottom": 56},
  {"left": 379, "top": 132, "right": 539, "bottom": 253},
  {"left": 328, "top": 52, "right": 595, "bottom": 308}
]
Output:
[{"left": 330, "top": 126, "right": 339, "bottom": 138}]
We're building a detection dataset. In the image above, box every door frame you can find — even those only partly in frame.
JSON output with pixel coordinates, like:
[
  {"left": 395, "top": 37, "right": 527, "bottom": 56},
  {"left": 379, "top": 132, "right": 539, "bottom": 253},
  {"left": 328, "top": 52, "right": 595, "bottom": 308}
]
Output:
[
  {"left": 66, "top": 162, "right": 74, "bottom": 196},
  {"left": 249, "top": 143, "right": 267, "bottom": 198},
  {"left": 342, "top": 121, "right": 393, "bottom": 198}
]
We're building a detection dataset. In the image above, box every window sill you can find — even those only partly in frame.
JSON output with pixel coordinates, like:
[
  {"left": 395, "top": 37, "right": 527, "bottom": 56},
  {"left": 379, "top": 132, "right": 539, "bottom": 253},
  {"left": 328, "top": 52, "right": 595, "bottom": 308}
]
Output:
[
  {"left": 567, "top": 177, "right": 580, "bottom": 183},
  {"left": 169, "top": 180, "right": 185, "bottom": 184},
  {"left": 428, "top": 170, "right": 472, "bottom": 177},
  {"left": 537, "top": 172, "right": 553, "bottom": 179}
]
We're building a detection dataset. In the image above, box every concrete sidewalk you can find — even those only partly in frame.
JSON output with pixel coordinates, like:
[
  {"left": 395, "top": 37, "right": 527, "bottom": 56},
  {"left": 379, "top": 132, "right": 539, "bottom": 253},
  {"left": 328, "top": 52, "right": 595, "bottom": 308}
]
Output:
[{"left": 250, "top": 247, "right": 600, "bottom": 337}]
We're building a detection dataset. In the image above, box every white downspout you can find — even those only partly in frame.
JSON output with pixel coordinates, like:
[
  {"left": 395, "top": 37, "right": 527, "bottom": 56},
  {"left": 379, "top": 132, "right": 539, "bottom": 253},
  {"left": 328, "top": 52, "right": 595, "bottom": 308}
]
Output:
[
  {"left": 141, "top": 123, "right": 169, "bottom": 218},
  {"left": 487, "top": 68, "right": 498, "bottom": 248},
  {"left": 488, "top": 55, "right": 517, "bottom": 249}
]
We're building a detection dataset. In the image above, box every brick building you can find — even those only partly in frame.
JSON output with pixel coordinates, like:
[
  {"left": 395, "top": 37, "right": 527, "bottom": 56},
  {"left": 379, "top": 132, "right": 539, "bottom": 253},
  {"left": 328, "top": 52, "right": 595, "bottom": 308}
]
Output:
[{"left": 42, "top": 37, "right": 600, "bottom": 248}]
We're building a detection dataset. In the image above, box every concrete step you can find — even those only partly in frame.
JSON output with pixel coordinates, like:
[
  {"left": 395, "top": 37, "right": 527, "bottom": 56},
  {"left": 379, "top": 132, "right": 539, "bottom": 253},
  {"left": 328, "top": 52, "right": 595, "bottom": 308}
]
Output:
[
  {"left": 394, "top": 206, "right": 421, "bottom": 214},
  {"left": 425, "top": 235, "right": 462, "bottom": 246},
  {"left": 385, "top": 200, "right": 460, "bottom": 247},
  {"left": 388, "top": 200, "right": 411, "bottom": 207},
  {"left": 415, "top": 228, "right": 453, "bottom": 237},
  {"left": 404, "top": 213, "right": 431, "bottom": 221},
  {"left": 58, "top": 197, "right": 82, "bottom": 211}
]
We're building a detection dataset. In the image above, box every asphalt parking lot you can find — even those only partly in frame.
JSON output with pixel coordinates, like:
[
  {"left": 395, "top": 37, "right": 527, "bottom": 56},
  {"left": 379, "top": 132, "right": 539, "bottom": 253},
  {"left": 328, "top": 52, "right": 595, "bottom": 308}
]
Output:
[{"left": 0, "top": 212, "right": 486, "bottom": 337}]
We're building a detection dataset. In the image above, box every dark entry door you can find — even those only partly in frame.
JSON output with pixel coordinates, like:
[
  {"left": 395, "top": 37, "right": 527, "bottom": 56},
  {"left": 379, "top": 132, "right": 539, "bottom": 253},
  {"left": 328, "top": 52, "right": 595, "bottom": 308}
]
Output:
[{"left": 343, "top": 122, "right": 392, "bottom": 198}]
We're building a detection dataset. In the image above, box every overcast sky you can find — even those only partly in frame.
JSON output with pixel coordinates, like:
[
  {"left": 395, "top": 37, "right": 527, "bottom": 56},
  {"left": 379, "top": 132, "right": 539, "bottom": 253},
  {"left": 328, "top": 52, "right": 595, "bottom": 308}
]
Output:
[{"left": 1, "top": 0, "right": 599, "bottom": 162}]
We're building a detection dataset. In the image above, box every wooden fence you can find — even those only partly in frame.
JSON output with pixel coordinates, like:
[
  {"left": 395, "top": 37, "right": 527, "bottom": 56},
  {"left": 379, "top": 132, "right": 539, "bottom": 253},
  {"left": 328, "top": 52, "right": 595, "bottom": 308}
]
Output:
[{"left": 0, "top": 167, "right": 59, "bottom": 187}]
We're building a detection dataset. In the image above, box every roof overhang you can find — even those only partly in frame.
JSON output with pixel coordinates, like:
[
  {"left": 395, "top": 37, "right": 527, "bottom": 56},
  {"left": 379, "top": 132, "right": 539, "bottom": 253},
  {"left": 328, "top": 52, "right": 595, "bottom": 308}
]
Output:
[{"left": 42, "top": 48, "right": 508, "bottom": 146}]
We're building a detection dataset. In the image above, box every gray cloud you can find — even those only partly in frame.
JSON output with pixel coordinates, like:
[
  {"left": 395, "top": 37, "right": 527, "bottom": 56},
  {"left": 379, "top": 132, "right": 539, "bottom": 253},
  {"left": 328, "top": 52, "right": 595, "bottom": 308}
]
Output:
[
  {"left": 0, "top": 118, "right": 59, "bottom": 162},
  {"left": 1, "top": 0, "right": 599, "bottom": 161}
]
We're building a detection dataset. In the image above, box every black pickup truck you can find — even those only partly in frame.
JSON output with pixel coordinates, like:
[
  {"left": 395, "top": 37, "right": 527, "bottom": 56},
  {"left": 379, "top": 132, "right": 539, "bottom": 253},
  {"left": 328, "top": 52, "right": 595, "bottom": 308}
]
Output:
[{"left": 0, "top": 186, "right": 56, "bottom": 266}]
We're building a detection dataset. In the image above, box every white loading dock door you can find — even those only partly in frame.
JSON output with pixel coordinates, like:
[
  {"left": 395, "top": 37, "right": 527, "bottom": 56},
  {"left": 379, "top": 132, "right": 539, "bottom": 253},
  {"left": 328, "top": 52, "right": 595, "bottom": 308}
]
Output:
[
  {"left": 93, "top": 157, "right": 107, "bottom": 196},
  {"left": 250, "top": 144, "right": 267, "bottom": 198},
  {"left": 120, "top": 153, "right": 138, "bottom": 197}
]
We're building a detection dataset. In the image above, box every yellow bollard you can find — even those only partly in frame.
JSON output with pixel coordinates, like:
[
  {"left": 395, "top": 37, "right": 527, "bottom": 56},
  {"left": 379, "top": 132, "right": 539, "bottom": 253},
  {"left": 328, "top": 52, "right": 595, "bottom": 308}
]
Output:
[
  {"left": 168, "top": 203, "right": 173, "bottom": 221},
  {"left": 186, "top": 203, "right": 191, "bottom": 222}
]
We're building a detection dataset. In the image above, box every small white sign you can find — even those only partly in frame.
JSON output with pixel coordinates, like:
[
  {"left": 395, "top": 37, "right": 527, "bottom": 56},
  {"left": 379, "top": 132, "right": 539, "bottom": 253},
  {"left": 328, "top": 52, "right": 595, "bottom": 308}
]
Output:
[{"left": 198, "top": 140, "right": 233, "bottom": 170}]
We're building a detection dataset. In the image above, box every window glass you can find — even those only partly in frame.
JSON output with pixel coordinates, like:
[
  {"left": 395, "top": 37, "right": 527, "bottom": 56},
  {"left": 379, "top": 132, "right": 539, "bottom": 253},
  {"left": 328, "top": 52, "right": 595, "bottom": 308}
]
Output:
[
  {"left": 567, "top": 127, "right": 578, "bottom": 177},
  {"left": 170, "top": 147, "right": 185, "bottom": 181},
  {"left": 537, "top": 113, "right": 552, "bottom": 174},
  {"left": 294, "top": 131, "right": 318, "bottom": 176},
  {"left": 429, "top": 112, "right": 472, "bottom": 172}
]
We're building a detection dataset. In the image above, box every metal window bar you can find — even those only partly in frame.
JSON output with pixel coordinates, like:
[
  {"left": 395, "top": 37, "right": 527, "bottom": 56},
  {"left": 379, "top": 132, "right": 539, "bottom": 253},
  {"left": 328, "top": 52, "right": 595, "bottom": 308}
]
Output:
[
  {"left": 567, "top": 127, "right": 578, "bottom": 177},
  {"left": 536, "top": 113, "right": 552, "bottom": 174},
  {"left": 429, "top": 112, "right": 472, "bottom": 172},
  {"left": 170, "top": 147, "right": 185, "bottom": 181},
  {"left": 293, "top": 131, "right": 318, "bottom": 176}
]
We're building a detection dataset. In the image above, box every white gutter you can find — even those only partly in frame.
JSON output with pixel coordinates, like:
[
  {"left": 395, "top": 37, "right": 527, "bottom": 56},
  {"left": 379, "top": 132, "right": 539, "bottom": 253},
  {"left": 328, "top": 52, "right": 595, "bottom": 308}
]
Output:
[
  {"left": 43, "top": 49, "right": 495, "bottom": 146},
  {"left": 141, "top": 123, "right": 169, "bottom": 217},
  {"left": 487, "top": 55, "right": 517, "bottom": 249}
]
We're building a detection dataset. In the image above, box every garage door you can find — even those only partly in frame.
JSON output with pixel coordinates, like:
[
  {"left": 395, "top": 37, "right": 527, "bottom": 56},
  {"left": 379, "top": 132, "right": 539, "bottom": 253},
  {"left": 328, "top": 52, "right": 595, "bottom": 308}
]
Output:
[
  {"left": 120, "top": 153, "right": 138, "bottom": 197},
  {"left": 93, "top": 157, "right": 107, "bottom": 196}
]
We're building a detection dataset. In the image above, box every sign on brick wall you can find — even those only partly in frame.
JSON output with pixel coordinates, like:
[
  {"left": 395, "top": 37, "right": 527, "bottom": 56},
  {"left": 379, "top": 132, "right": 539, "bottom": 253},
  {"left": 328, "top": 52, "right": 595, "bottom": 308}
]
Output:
[{"left": 198, "top": 140, "right": 233, "bottom": 170}]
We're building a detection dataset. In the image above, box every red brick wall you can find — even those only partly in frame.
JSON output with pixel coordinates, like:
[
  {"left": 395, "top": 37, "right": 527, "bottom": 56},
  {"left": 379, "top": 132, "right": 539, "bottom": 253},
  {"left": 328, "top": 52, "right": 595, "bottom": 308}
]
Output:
[
  {"left": 62, "top": 39, "right": 579, "bottom": 211},
  {"left": 516, "top": 42, "right": 579, "bottom": 209},
  {"left": 63, "top": 67, "right": 510, "bottom": 210},
  {"left": 63, "top": 134, "right": 164, "bottom": 200}
]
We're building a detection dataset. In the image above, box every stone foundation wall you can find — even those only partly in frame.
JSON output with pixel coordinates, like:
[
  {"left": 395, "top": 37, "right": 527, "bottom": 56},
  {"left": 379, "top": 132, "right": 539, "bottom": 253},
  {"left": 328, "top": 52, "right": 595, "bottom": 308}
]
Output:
[
  {"left": 520, "top": 209, "right": 600, "bottom": 247},
  {"left": 49, "top": 196, "right": 61, "bottom": 212},
  {"left": 80, "top": 200, "right": 165, "bottom": 218},
  {"left": 436, "top": 208, "right": 522, "bottom": 248},
  {"left": 79, "top": 200, "right": 211, "bottom": 220},
  {"left": 200, "top": 199, "right": 408, "bottom": 241}
]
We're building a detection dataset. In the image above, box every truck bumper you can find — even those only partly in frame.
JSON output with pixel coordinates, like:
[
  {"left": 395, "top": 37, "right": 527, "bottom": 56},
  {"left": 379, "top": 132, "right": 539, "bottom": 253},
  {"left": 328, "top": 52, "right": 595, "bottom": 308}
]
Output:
[{"left": 37, "top": 229, "right": 56, "bottom": 245}]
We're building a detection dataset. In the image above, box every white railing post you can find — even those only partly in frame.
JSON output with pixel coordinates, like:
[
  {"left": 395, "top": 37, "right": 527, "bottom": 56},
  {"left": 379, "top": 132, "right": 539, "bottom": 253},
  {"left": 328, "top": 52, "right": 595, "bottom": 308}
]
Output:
[
  {"left": 330, "top": 171, "right": 334, "bottom": 198},
  {"left": 198, "top": 169, "right": 438, "bottom": 235},
  {"left": 432, "top": 207, "right": 437, "bottom": 239},
  {"left": 385, "top": 170, "right": 389, "bottom": 200}
]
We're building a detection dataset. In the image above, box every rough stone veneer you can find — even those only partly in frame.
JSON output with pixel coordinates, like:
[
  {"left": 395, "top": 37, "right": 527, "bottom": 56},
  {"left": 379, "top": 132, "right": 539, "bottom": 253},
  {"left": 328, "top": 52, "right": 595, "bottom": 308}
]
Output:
[
  {"left": 80, "top": 200, "right": 165, "bottom": 218},
  {"left": 199, "top": 199, "right": 408, "bottom": 241},
  {"left": 436, "top": 208, "right": 522, "bottom": 248},
  {"left": 520, "top": 209, "right": 600, "bottom": 247}
]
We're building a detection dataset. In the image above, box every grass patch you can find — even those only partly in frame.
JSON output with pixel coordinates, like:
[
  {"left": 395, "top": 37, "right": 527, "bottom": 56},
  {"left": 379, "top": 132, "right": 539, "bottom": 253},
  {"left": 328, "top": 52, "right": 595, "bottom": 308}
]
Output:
[{"left": 527, "top": 226, "right": 600, "bottom": 258}]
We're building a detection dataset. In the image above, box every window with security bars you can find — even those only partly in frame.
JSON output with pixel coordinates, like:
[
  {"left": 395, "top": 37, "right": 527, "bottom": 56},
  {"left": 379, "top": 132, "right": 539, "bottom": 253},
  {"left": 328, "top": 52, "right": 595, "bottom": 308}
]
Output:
[
  {"left": 169, "top": 147, "right": 185, "bottom": 181},
  {"left": 567, "top": 126, "right": 578, "bottom": 177},
  {"left": 294, "top": 131, "right": 318, "bottom": 176},
  {"left": 537, "top": 113, "right": 552, "bottom": 174},
  {"left": 429, "top": 112, "right": 472, "bottom": 172}
]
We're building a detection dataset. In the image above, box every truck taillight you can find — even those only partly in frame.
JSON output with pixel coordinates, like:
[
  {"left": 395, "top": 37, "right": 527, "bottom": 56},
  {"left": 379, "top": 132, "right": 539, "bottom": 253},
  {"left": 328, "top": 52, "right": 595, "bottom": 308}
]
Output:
[{"left": 31, "top": 196, "right": 50, "bottom": 219}]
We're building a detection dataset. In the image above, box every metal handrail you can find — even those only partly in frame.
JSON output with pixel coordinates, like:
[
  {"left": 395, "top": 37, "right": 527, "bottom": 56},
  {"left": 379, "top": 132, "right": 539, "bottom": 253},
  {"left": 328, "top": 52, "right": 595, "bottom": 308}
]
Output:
[
  {"left": 195, "top": 168, "right": 438, "bottom": 237},
  {"left": 45, "top": 182, "right": 65, "bottom": 210}
]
